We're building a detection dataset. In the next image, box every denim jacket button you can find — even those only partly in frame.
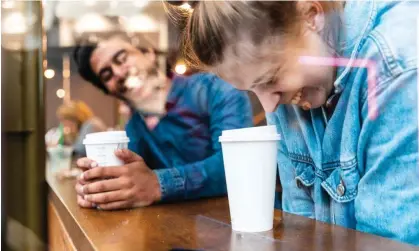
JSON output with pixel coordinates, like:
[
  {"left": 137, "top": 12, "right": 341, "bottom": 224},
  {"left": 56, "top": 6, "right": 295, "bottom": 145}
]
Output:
[{"left": 337, "top": 183, "right": 346, "bottom": 196}]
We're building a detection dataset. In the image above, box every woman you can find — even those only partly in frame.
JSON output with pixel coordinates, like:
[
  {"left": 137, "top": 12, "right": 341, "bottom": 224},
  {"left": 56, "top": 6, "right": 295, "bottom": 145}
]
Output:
[
  {"left": 172, "top": 1, "right": 419, "bottom": 245},
  {"left": 54, "top": 101, "right": 106, "bottom": 156}
]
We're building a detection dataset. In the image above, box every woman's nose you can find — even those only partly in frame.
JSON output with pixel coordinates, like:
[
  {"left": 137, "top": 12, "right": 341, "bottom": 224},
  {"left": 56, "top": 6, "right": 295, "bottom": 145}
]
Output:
[{"left": 254, "top": 91, "right": 281, "bottom": 113}]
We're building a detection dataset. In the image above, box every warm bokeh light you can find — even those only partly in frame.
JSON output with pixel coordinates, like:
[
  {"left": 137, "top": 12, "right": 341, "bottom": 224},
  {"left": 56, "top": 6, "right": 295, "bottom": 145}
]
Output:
[
  {"left": 2, "top": 12, "right": 32, "bottom": 34},
  {"left": 133, "top": 0, "right": 149, "bottom": 9},
  {"left": 74, "top": 13, "right": 114, "bottom": 34},
  {"left": 110, "top": 0, "right": 118, "bottom": 8},
  {"left": 180, "top": 3, "right": 192, "bottom": 10},
  {"left": 44, "top": 69, "right": 55, "bottom": 79},
  {"left": 56, "top": 89, "right": 65, "bottom": 99},
  {"left": 1, "top": 0, "right": 15, "bottom": 9},
  {"left": 85, "top": 0, "right": 96, "bottom": 6},
  {"left": 175, "top": 64, "right": 187, "bottom": 75},
  {"left": 123, "top": 14, "right": 158, "bottom": 32}
]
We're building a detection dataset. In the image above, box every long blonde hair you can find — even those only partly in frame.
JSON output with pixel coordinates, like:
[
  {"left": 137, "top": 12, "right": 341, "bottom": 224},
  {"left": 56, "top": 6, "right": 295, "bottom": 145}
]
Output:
[{"left": 167, "top": 1, "right": 343, "bottom": 73}]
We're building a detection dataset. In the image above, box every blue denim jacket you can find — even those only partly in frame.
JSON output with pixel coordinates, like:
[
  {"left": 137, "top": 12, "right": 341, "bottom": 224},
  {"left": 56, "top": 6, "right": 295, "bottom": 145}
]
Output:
[
  {"left": 126, "top": 73, "right": 253, "bottom": 201},
  {"left": 267, "top": 1, "right": 419, "bottom": 245}
]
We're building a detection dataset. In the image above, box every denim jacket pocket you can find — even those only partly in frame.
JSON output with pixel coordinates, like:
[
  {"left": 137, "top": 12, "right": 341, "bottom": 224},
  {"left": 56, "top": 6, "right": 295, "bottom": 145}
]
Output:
[
  {"left": 321, "top": 159, "right": 360, "bottom": 203},
  {"left": 288, "top": 159, "right": 315, "bottom": 200},
  {"left": 294, "top": 160, "right": 316, "bottom": 187},
  {"left": 289, "top": 153, "right": 316, "bottom": 201}
]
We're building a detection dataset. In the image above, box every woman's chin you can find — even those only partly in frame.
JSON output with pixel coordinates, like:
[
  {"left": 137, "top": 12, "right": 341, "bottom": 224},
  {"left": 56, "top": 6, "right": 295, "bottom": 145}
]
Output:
[{"left": 308, "top": 98, "right": 326, "bottom": 109}]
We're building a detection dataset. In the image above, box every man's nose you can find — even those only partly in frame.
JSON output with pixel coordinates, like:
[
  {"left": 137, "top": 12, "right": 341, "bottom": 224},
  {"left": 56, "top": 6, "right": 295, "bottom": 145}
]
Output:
[{"left": 112, "top": 65, "right": 128, "bottom": 80}]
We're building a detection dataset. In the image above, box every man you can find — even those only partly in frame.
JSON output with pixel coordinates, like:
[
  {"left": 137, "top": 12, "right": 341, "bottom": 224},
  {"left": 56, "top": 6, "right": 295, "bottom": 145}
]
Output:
[{"left": 73, "top": 37, "right": 253, "bottom": 210}]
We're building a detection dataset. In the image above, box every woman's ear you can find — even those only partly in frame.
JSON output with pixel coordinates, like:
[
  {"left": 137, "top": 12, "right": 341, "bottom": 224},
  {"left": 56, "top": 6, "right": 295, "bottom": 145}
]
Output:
[{"left": 297, "top": 1, "right": 325, "bottom": 32}]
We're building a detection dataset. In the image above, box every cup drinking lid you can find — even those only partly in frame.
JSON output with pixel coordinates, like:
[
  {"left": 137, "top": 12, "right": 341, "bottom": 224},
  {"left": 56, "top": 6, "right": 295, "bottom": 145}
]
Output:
[
  {"left": 83, "top": 131, "right": 130, "bottom": 145},
  {"left": 219, "top": 126, "right": 280, "bottom": 142}
]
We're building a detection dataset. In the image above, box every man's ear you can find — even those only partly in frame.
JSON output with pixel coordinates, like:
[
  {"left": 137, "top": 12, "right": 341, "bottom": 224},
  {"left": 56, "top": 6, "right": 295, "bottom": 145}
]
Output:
[{"left": 144, "top": 47, "right": 157, "bottom": 64}]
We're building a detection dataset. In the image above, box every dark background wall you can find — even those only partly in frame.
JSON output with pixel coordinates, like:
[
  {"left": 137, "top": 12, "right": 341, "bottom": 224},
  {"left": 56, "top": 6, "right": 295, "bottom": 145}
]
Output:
[{"left": 45, "top": 47, "right": 118, "bottom": 130}]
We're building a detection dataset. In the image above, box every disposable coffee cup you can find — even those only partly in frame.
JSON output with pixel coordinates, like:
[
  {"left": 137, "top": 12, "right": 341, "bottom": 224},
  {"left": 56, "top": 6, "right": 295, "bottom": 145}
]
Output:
[
  {"left": 219, "top": 125, "right": 280, "bottom": 232},
  {"left": 83, "top": 131, "right": 130, "bottom": 167}
]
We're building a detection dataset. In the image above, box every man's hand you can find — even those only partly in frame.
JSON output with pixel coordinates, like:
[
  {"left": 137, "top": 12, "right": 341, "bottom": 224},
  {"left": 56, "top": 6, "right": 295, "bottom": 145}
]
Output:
[{"left": 75, "top": 149, "right": 162, "bottom": 210}]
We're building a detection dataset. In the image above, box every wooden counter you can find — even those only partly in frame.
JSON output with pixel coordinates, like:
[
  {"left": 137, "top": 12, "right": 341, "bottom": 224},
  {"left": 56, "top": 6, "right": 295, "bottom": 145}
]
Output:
[{"left": 47, "top": 172, "right": 419, "bottom": 251}]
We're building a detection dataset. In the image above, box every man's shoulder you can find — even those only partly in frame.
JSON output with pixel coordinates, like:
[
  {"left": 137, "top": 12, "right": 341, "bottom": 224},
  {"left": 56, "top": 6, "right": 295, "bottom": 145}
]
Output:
[
  {"left": 126, "top": 112, "right": 145, "bottom": 134},
  {"left": 178, "top": 73, "right": 241, "bottom": 96},
  {"left": 172, "top": 73, "right": 249, "bottom": 113}
]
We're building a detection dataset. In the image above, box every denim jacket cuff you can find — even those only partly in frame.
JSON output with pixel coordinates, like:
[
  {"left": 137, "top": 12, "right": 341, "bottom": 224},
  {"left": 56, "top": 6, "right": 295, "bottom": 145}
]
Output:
[{"left": 154, "top": 168, "right": 184, "bottom": 201}]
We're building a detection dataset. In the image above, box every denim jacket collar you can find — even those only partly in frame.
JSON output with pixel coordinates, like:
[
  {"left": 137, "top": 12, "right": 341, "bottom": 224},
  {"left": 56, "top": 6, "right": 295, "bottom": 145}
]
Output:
[{"left": 334, "top": 1, "right": 377, "bottom": 94}]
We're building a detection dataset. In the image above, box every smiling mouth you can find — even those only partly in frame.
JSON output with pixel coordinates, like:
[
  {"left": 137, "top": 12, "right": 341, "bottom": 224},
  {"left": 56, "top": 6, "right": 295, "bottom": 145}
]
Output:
[
  {"left": 290, "top": 91, "right": 302, "bottom": 104},
  {"left": 124, "top": 66, "right": 145, "bottom": 89},
  {"left": 125, "top": 75, "right": 144, "bottom": 89}
]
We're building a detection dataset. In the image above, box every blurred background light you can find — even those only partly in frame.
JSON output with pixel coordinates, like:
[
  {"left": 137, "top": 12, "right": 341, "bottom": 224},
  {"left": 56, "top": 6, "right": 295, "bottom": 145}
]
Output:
[
  {"left": 85, "top": 0, "right": 97, "bottom": 7},
  {"left": 180, "top": 3, "right": 192, "bottom": 11},
  {"left": 1, "top": 11, "right": 36, "bottom": 34},
  {"left": 74, "top": 13, "right": 114, "bottom": 34},
  {"left": 44, "top": 69, "right": 55, "bottom": 79},
  {"left": 133, "top": 0, "right": 149, "bottom": 9},
  {"left": 2, "top": 0, "right": 15, "bottom": 9},
  {"left": 110, "top": 0, "right": 118, "bottom": 8},
  {"left": 175, "top": 63, "right": 187, "bottom": 75},
  {"left": 56, "top": 89, "right": 65, "bottom": 99},
  {"left": 122, "top": 14, "right": 158, "bottom": 33}
]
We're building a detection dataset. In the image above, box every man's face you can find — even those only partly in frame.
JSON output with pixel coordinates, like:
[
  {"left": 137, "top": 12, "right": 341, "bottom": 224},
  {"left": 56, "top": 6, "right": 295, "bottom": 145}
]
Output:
[{"left": 90, "top": 38, "right": 167, "bottom": 113}]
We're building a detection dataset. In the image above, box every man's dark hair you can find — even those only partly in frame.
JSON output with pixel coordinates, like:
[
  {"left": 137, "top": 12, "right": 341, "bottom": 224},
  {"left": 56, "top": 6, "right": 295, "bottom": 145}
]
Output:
[
  {"left": 73, "top": 43, "right": 110, "bottom": 94},
  {"left": 73, "top": 36, "right": 171, "bottom": 95}
]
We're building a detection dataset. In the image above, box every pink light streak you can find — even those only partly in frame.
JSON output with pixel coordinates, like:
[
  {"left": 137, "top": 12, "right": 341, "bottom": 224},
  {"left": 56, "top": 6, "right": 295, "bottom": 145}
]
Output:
[{"left": 298, "top": 56, "right": 378, "bottom": 120}]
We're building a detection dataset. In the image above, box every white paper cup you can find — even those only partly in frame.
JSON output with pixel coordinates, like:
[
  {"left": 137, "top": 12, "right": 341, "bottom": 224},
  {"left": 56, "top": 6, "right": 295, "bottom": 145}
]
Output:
[
  {"left": 83, "top": 131, "right": 130, "bottom": 167},
  {"left": 221, "top": 125, "right": 277, "bottom": 138},
  {"left": 219, "top": 125, "right": 280, "bottom": 232}
]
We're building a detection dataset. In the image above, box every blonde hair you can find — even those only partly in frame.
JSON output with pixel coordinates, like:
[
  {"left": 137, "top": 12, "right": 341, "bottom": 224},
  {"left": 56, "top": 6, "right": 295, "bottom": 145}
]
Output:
[
  {"left": 167, "top": 1, "right": 343, "bottom": 73},
  {"left": 57, "top": 101, "right": 93, "bottom": 126}
]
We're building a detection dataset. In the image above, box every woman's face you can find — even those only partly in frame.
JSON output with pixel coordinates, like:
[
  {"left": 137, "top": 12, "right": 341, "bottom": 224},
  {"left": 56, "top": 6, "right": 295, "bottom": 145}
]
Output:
[
  {"left": 216, "top": 21, "right": 336, "bottom": 112},
  {"left": 61, "top": 119, "right": 78, "bottom": 135}
]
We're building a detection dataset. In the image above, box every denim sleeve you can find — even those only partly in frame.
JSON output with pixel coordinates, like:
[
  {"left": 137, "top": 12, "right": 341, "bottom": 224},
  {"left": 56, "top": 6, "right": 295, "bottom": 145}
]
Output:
[
  {"left": 155, "top": 78, "right": 253, "bottom": 201},
  {"left": 357, "top": 69, "right": 419, "bottom": 245},
  {"left": 126, "top": 114, "right": 171, "bottom": 169}
]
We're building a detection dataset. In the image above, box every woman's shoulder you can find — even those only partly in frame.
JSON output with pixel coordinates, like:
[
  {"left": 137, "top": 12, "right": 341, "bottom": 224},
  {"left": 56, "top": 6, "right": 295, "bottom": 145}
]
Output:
[{"left": 363, "top": 1, "right": 418, "bottom": 76}]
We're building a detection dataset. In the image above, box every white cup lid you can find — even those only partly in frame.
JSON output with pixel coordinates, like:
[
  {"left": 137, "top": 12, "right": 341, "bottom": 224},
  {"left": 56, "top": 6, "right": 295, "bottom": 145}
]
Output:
[
  {"left": 219, "top": 126, "right": 280, "bottom": 142},
  {"left": 83, "top": 131, "right": 130, "bottom": 145}
]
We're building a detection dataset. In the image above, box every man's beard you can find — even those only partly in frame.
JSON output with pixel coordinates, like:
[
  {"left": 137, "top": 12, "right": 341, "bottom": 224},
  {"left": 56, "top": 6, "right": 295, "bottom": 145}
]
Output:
[
  {"left": 130, "top": 87, "right": 167, "bottom": 115},
  {"left": 123, "top": 71, "right": 169, "bottom": 116}
]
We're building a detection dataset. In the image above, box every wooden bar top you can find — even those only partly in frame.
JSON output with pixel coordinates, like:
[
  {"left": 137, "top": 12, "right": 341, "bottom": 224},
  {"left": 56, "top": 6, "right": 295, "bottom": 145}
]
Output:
[{"left": 47, "top": 172, "right": 419, "bottom": 251}]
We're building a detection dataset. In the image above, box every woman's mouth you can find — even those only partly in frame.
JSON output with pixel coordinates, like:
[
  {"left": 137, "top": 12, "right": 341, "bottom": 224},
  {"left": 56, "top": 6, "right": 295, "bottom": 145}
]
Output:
[
  {"left": 290, "top": 91, "right": 302, "bottom": 104},
  {"left": 290, "top": 90, "right": 312, "bottom": 110}
]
